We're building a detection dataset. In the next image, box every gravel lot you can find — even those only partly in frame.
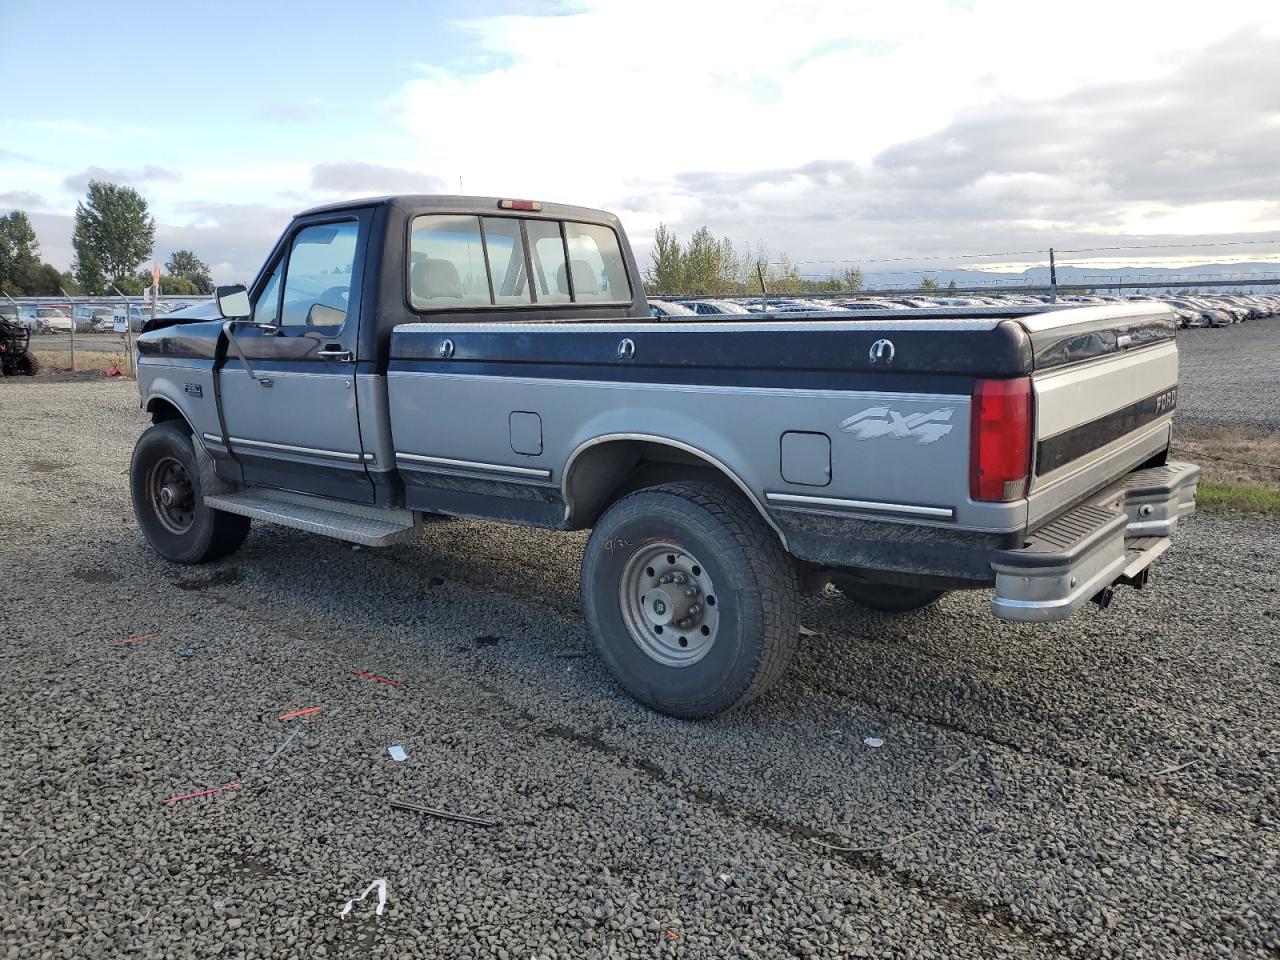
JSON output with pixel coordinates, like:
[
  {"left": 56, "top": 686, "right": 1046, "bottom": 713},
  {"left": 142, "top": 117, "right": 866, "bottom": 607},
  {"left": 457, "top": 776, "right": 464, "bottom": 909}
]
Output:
[
  {"left": 2, "top": 379, "right": 1278, "bottom": 960},
  {"left": 1175, "top": 319, "right": 1280, "bottom": 430}
]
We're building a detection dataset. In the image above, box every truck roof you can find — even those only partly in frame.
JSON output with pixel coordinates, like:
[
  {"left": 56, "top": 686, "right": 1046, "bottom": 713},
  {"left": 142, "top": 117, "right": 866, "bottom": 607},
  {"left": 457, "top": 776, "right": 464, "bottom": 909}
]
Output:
[{"left": 296, "top": 194, "right": 623, "bottom": 227}]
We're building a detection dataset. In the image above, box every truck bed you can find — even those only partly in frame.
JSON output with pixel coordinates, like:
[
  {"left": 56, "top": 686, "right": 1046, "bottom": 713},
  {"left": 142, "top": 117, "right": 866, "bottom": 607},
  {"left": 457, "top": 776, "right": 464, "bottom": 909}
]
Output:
[{"left": 380, "top": 303, "right": 1179, "bottom": 584}]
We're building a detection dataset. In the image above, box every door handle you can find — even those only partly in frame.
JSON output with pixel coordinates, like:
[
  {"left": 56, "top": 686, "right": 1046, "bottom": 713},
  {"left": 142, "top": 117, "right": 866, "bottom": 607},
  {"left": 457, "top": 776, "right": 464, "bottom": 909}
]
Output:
[{"left": 317, "top": 346, "right": 354, "bottom": 361}]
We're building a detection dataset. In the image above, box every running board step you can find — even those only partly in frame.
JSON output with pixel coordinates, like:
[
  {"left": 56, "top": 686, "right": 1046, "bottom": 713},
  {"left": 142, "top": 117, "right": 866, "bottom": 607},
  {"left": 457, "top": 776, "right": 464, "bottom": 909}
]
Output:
[{"left": 203, "top": 488, "right": 419, "bottom": 547}]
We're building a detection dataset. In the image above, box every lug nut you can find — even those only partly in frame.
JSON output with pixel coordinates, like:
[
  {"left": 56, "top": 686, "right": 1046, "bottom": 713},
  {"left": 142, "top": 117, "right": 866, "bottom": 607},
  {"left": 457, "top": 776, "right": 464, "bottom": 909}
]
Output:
[
  {"left": 685, "top": 587, "right": 697, "bottom": 597},
  {"left": 688, "top": 604, "right": 702, "bottom": 617}
]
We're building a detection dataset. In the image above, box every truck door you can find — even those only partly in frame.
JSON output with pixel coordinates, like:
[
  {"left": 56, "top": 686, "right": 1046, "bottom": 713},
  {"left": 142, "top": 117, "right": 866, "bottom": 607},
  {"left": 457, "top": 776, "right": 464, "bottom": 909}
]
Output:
[{"left": 217, "top": 211, "right": 374, "bottom": 503}]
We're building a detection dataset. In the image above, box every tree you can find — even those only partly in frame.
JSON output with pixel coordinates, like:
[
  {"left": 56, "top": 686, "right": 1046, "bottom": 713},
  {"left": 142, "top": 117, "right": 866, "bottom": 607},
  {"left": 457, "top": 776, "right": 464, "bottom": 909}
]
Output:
[
  {"left": 133, "top": 269, "right": 199, "bottom": 295},
  {"left": 165, "top": 249, "right": 214, "bottom": 294},
  {"left": 645, "top": 223, "right": 683, "bottom": 294},
  {"left": 838, "top": 266, "right": 863, "bottom": 291},
  {"left": 0, "top": 211, "right": 42, "bottom": 295},
  {"left": 71, "top": 180, "right": 155, "bottom": 293},
  {"left": 683, "top": 226, "right": 741, "bottom": 295},
  {"left": 23, "top": 264, "right": 65, "bottom": 296},
  {"left": 920, "top": 276, "right": 940, "bottom": 290}
]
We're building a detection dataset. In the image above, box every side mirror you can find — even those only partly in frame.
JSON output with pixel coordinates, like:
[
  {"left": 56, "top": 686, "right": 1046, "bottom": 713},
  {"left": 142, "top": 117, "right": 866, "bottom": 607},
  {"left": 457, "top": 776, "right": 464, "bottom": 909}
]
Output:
[{"left": 215, "top": 284, "right": 252, "bottom": 320}]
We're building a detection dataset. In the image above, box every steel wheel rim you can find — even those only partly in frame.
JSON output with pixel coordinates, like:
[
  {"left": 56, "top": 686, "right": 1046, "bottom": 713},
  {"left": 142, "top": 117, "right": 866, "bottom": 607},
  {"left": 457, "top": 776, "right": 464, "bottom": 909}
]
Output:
[
  {"left": 148, "top": 456, "right": 195, "bottom": 535},
  {"left": 618, "top": 541, "right": 720, "bottom": 667}
]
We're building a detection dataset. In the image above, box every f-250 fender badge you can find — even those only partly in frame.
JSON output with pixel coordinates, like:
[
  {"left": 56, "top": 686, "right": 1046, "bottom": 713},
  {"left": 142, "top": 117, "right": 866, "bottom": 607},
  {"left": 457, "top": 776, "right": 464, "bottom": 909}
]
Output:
[
  {"left": 184, "top": 383, "right": 203, "bottom": 398},
  {"left": 839, "top": 406, "right": 955, "bottom": 445}
]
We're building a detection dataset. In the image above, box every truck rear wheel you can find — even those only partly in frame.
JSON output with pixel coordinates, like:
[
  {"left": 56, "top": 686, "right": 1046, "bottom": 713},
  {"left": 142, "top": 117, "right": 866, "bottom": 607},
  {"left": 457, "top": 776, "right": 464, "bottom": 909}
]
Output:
[
  {"left": 581, "top": 481, "right": 799, "bottom": 719},
  {"left": 830, "top": 573, "right": 946, "bottom": 613},
  {"left": 130, "top": 422, "right": 250, "bottom": 564}
]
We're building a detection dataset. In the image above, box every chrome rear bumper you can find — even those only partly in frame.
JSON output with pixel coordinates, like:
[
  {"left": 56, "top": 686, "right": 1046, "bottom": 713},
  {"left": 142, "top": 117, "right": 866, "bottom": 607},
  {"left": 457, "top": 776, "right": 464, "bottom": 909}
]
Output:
[{"left": 991, "top": 461, "right": 1200, "bottom": 623}]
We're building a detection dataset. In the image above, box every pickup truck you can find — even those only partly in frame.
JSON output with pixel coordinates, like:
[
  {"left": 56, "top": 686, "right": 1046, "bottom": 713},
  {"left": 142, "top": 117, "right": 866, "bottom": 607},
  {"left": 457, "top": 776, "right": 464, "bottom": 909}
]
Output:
[{"left": 131, "top": 195, "right": 1199, "bottom": 718}]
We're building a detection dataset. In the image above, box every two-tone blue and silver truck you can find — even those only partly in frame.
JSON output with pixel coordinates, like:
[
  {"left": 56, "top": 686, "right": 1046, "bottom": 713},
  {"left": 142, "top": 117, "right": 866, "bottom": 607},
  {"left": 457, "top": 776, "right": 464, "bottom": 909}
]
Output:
[{"left": 131, "top": 195, "right": 1199, "bottom": 717}]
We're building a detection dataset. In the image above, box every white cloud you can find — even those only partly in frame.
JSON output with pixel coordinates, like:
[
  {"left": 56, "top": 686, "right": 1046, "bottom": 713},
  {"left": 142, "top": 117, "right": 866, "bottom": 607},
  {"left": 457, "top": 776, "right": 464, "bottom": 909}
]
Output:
[
  {"left": 35, "top": 120, "right": 111, "bottom": 138},
  {"left": 8, "top": 0, "right": 1280, "bottom": 278}
]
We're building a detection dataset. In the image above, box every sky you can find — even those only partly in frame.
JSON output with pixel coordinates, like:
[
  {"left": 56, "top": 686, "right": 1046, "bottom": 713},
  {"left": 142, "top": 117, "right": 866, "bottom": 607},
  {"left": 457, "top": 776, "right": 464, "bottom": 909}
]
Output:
[{"left": 3, "top": 0, "right": 1280, "bottom": 285}]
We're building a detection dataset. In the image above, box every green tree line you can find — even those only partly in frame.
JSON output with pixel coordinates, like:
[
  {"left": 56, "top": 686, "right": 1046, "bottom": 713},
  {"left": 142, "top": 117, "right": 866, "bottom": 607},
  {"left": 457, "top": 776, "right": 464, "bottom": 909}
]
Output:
[
  {"left": 644, "top": 223, "right": 862, "bottom": 296},
  {"left": 0, "top": 179, "right": 215, "bottom": 297}
]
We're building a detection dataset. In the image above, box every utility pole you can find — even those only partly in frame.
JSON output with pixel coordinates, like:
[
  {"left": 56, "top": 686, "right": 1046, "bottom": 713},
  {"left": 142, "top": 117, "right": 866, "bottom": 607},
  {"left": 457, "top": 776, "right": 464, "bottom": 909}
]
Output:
[
  {"left": 111, "top": 284, "right": 134, "bottom": 377},
  {"left": 756, "top": 262, "right": 770, "bottom": 318},
  {"left": 59, "top": 287, "right": 76, "bottom": 372},
  {"left": 1049, "top": 248, "right": 1058, "bottom": 303}
]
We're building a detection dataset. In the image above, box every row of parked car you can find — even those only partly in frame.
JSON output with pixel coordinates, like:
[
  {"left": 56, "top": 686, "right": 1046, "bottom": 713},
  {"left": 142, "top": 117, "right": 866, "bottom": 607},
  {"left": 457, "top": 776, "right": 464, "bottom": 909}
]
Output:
[
  {"left": 0, "top": 300, "right": 202, "bottom": 334},
  {"left": 648, "top": 292, "right": 1280, "bottom": 328}
]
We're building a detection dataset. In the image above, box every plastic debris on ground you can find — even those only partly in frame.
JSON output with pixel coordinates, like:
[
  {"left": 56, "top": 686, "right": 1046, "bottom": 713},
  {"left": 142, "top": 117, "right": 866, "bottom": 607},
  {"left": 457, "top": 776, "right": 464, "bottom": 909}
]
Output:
[
  {"left": 390, "top": 799, "right": 499, "bottom": 828},
  {"left": 350, "top": 670, "right": 402, "bottom": 688},
  {"left": 351, "top": 670, "right": 402, "bottom": 687},
  {"left": 863, "top": 737, "right": 884, "bottom": 748},
  {"left": 339, "top": 877, "right": 387, "bottom": 919},
  {"left": 387, "top": 745, "right": 408, "bottom": 762},
  {"left": 266, "top": 727, "right": 303, "bottom": 767},
  {"left": 104, "top": 366, "right": 122, "bottom": 378},
  {"left": 278, "top": 705, "right": 324, "bottom": 721},
  {"left": 163, "top": 782, "right": 241, "bottom": 805},
  {"left": 115, "top": 631, "right": 159, "bottom": 646}
]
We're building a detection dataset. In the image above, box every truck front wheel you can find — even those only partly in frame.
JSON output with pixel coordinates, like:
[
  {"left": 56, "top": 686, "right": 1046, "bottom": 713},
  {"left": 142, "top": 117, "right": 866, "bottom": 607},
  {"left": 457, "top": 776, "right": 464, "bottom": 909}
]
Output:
[
  {"left": 130, "top": 422, "right": 250, "bottom": 564},
  {"left": 830, "top": 573, "right": 946, "bottom": 613},
  {"left": 581, "top": 482, "right": 799, "bottom": 719}
]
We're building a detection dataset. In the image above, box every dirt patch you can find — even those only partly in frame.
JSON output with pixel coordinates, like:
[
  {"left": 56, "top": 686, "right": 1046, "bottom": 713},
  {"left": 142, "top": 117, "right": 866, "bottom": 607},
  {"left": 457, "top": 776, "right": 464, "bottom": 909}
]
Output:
[
  {"left": 72, "top": 568, "right": 122, "bottom": 585},
  {"left": 171, "top": 567, "right": 242, "bottom": 592},
  {"left": 1172, "top": 423, "right": 1280, "bottom": 487},
  {"left": 27, "top": 460, "right": 68, "bottom": 474},
  {"left": 29, "top": 348, "right": 131, "bottom": 376},
  {"left": 1172, "top": 423, "right": 1280, "bottom": 514}
]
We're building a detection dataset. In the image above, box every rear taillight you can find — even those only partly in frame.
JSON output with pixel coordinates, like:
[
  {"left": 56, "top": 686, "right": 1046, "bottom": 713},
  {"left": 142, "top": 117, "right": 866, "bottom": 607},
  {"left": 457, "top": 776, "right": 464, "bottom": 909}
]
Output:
[{"left": 970, "top": 377, "right": 1033, "bottom": 502}]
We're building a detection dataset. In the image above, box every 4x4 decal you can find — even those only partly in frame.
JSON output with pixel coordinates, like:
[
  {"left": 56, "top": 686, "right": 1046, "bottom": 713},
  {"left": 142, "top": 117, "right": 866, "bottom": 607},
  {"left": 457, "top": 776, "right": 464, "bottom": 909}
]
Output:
[{"left": 838, "top": 406, "right": 956, "bottom": 445}]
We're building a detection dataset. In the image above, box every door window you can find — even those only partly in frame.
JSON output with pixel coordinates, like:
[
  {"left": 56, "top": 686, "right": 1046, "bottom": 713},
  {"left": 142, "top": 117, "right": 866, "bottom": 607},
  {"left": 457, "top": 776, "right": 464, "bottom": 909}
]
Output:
[{"left": 280, "top": 221, "right": 359, "bottom": 328}]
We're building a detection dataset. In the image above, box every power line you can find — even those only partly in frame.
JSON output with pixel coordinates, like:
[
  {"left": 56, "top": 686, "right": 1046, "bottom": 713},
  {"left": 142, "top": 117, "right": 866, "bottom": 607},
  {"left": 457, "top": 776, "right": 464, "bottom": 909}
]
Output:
[
  {"left": 787, "top": 236, "right": 1280, "bottom": 268},
  {"left": 1058, "top": 238, "right": 1280, "bottom": 254}
]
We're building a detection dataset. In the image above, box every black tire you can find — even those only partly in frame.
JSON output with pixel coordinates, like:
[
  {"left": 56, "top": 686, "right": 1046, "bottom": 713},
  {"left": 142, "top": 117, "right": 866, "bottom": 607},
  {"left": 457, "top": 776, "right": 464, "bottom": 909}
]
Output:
[
  {"left": 830, "top": 574, "right": 946, "bottom": 613},
  {"left": 581, "top": 481, "right": 799, "bottom": 719},
  {"left": 14, "top": 353, "right": 38, "bottom": 376},
  {"left": 130, "top": 422, "right": 250, "bottom": 564}
]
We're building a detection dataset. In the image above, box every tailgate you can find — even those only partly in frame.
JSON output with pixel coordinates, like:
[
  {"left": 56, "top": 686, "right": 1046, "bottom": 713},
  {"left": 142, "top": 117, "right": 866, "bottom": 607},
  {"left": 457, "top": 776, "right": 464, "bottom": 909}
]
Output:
[{"left": 1016, "top": 305, "right": 1179, "bottom": 528}]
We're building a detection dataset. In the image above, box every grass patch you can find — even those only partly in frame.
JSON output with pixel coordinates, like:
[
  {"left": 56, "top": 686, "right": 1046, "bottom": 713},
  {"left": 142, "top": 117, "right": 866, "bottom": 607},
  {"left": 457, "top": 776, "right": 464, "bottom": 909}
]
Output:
[
  {"left": 1196, "top": 481, "right": 1280, "bottom": 514},
  {"left": 30, "top": 348, "right": 130, "bottom": 374},
  {"left": 1172, "top": 423, "right": 1280, "bottom": 488}
]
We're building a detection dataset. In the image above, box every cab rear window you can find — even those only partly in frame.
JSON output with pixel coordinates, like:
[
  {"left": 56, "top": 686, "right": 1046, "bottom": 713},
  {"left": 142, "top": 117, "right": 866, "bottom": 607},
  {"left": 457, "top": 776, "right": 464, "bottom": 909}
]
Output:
[{"left": 408, "top": 214, "right": 631, "bottom": 310}]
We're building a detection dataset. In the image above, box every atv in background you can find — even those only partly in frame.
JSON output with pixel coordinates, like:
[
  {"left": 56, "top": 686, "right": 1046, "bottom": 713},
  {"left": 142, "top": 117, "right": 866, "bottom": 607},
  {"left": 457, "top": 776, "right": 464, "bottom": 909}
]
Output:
[{"left": 0, "top": 316, "right": 39, "bottom": 376}]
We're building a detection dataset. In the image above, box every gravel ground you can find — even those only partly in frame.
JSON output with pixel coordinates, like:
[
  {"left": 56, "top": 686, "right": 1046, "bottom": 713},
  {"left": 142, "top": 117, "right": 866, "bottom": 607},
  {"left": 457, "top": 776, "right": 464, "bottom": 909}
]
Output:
[
  {"left": 1175, "top": 319, "right": 1280, "bottom": 430},
  {"left": 2, "top": 379, "right": 1278, "bottom": 960}
]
